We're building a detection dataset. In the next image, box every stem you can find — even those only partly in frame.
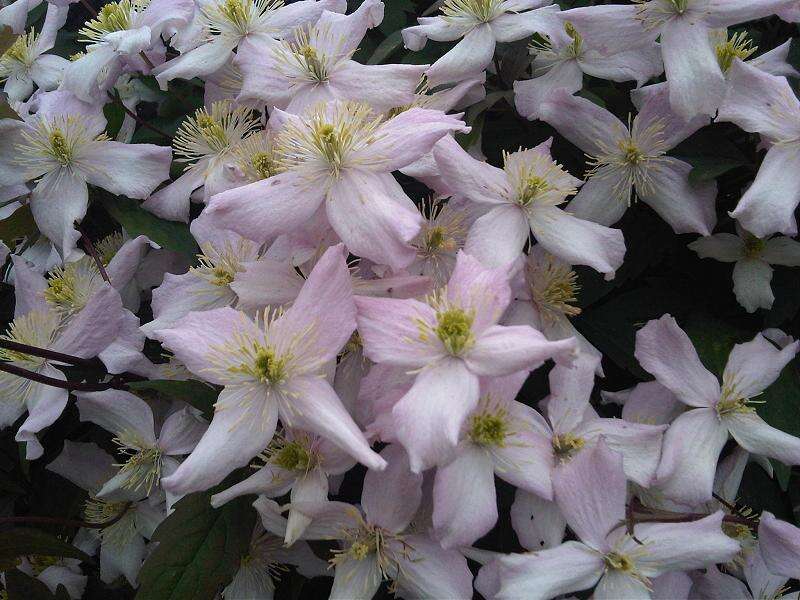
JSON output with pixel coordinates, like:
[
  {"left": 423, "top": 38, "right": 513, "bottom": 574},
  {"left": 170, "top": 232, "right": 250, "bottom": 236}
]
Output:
[
  {"left": 139, "top": 50, "right": 155, "bottom": 70},
  {"left": 107, "top": 92, "right": 172, "bottom": 141},
  {"left": 79, "top": 0, "right": 97, "bottom": 17},
  {"left": 0, "top": 502, "right": 132, "bottom": 530},
  {"left": 76, "top": 224, "right": 110, "bottom": 284},
  {"left": 0, "top": 340, "right": 97, "bottom": 368},
  {"left": 0, "top": 362, "right": 126, "bottom": 392}
]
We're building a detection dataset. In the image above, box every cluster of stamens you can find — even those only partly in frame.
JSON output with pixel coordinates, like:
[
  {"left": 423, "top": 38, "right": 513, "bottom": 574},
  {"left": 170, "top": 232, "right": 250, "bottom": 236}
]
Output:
[
  {"left": 527, "top": 253, "right": 582, "bottom": 321},
  {"left": 0, "top": 29, "right": 38, "bottom": 77},
  {"left": 44, "top": 257, "right": 104, "bottom": 314},
  {"left": 551, "top": 432, "right": 585, "bottom": 461},
  {"left": 440, "top": 0, "right": 504, "bottom": 23},
  {"left": 173, "top": 101, "right": 259, "bottom": 167},
  {"left": 78, "top": 0, "right": 148, "bottom": 43},
  {"left": 202, "top": 0, "right": 282, "bottom": 38},
  {"left": 113, "top": 430, "right": 164, "bottom": 495}
]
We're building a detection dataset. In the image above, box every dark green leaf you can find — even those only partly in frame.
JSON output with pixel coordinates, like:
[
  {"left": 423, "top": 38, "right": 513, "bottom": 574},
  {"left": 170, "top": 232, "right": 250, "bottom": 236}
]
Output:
[
  {"left": 0, "top": 205, "right": 37, "bottom": 247},
  {"left": 99, "top": 196, "right": 197, "bottom": 258},
  {"left": 5, "top": 570, "right": 60, "bottom": 600},
  {"left": 136, "top": 487, "right": 256, "bottom": 600},
  {"left": 368, "top": 31, "right": 403, "bottom": 65},
  {"left": 0, "top": 528, "right": 90, "bottom": 563},
  {"left": 685, "top": 156, "right": 748, "bottom": 185},
  {"left": 127, "top": 380, "right": 218, "bottom": 420}
]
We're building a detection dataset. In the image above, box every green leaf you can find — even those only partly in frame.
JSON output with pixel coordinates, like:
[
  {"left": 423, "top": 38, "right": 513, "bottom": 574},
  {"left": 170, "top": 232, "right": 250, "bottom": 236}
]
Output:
[
  {"left": 685, "top": 156, "right": 748, "bottom": 185},
  {"left": 0, "top": 205, "right": 37, "bottom": 247},
  {"left": 127, "top": 380, "right": 218, "bottom": 420},
  {"left": 136, "top": 487, "right": 256, "bottom": 600},
  {"left": 0, "top": 528, "right": 90, "bottom": 563},
  {"left": 5, "top": 570, "right": 60, "bottom": 600},
  {"left": 367, "top": 31, "right": 403, "bottom": 65},
  {"left": 99, "top": 195, "right": 197, "bottom": 258}
]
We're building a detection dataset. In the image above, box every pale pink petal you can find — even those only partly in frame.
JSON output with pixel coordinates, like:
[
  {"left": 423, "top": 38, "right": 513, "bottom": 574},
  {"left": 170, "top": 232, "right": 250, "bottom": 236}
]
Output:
[
  {"left": 545, "top": 356, "right": 599, "bottom": 435},
  {"left": 327, "top": 170, "right": 420, "bottom": 270},
  {"left": 425, "top": 24, "right": 496, "bottom": 87},
  {"left": 46, "top": 440, "right": 116, "bottom": 492},
  {"left": 330, "top": 555, "right": 381, "bottom": 600},
  {"left": 280, "top": 376, "right": 385, "bottom": 471},
  {"left": 494, "top": 541, "right": 604, "bottom": 600},
  {"left": 690, "top": 565, "right": 752, "bottom": 600},
  {"left": 490, "top": 5, "right": 560, "bottom": 42},
  {"left": 204, "top": 172, "right": 325, "bottom": 243},
  {"left": 465, "top": 324, "right": 577, "bottom": 377},
  {"left": 355, "top": 296, "right": 444, "bottom": 368},
  {"left": 634, "top": 314, "right": 720, "bottom": 407},
  {"left": 661, "top": 19, "right": 726, "bottom": 118},
  {"left": 513, "top": 60, "right": 584, "bottom": 121},
  {"left": 725, "top": 411, "right": 800, "bottom": 466},
  {"left": 759, "top": 511, "right": 800, "bottom": 579},
  {"left": 152, "top": 36, "right": 237, "bottom": 88},
  {"left": 210, "top": 464, "right": 295, "bottom": 508},
  {"left": 392, "top": 357, "right": 480, "bottom": 472},
  {"left": 723, "top": 333, "right": 799, "bottom": 399},
  {"left": 10, "top": 255, "right": 48, "bottom": 318},
  {"left": 402, "top": 17, "right": 471, "bottom": 51},
  {"left": 733, "top": 258, "right": 775, "bottom": 312},
  {"left": 637, "top": 158, "right": 717, "bottom": 236},
  {"left": 688, "top": 233, "right": 745, "bottom": 263},
  {"left": 627, "top": 512, "right": 740, "bottom": 576},
  {"left": 80, "top": 141, "right": 171, "bottom": 200},
  {"left": 330, "top": 62, "right": 428, "bottom": 112},
  {"left": 362, "top": 444, "right": 422, "bottom": 533},
  {"left": 618, "top": 381, "right": 685, "bottom": 426},
  {"left": 152, "top": 307, "right": 264, "bottom": 385},
  {"left": 55, "top": 286, "right": 124, "bottom": 358},
  {"left": 161, "top": 385, "right": 276, "bottom": 495},
  {"left": 447, "top": 250, "right": 512, "bottom": 332},
  {"left": 510, "top": 491, "right": 566, "bottom": 551},
  {"left": 552, "top": 439, "right": 625, "bottom": 550},
  {"left": 538, "top": 88, "right": 628, "bottom": 155},
  {"left": 464, "top": 205, "right": 529, "bottom": 268},
  {"left": 285, "top": 468, "right": 329, "bottom": 545},
  {"left": 566, "top": 165, "right": 631, "bottom": 227},
  {"left": 433, "top": 444, "right": 497, "bottom": 548},
  {"left": 654, "top": 408, "right": 729, "bottom": 505},
  {"left": 731, "top": 143, "right": 800, "bottom": 238},
  {"left": 229, "top": 258, "right": 304, "bottom": 311},
  {"left": 392, "top": 534, "right": 474, "bottom": 600},
  {"left": 75, "top": 390, "right": 156, "bottom": 444},
  {"left": 529, "top": 206, "right": 626, "bottom": 278},
  {"left": 432, "top": 134, "right": 509, "bottom": 205},
  {"left": 593, "top": 571, "right": 650, "bottom": 600},
  {"left": 142, "top": 166, "right": 205, "bottom": 223},
  {"left": 30, "top": 170, "right": 87, "bottom": 260},
  {"left": 358, "top": 108, "right": 469, "bottom": 173},
  {"left": 762, "top": 237, "right": 800, "bottom": 266},
  {"left": 16, "top": 367, "right": 69, "bottom": 460},
  {"left": 650, "top": 572, "right": 692, "bottom": 600}
]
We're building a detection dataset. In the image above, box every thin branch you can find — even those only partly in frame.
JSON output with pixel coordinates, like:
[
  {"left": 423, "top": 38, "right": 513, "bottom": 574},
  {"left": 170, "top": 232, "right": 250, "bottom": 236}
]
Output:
[
  {"left": 76, "top": 224, "right": 110, "bottom": 284},
  {"left": 107, "top": 92, "right": 172, "bottom": 141},
  {"left": 0, "top": 502, "right": 132, "bottom": 530},
  {"left": 139, "top": 50, "right": 155, "bottom": 70},
  {"left": 0, "top": 339, "right": 97, "bottom": 368},
  {"left": 0, "top": 362, "right": 125, "bottom": 392},
  {"left": 79, "top": 0, "right": 97, "bottom": 17}
]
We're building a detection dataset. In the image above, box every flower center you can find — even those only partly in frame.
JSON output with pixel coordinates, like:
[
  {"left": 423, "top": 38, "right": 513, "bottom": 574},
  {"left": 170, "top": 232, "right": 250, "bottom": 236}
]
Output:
[
  {"left": 715, "top": 31, "right": 756, "bottom": 73},
  {"left": 441, "top": 0, "right": 503, "bottom": 23},
  {"left": 668, "top": 0, "right": 690, "bottom": 13},
  {"left": 84, "top": 497, "right": 136, "bottom": 545},
  {"left": 43, "top": 258, "right": 104, "bottom": 314},
  {"left": 203, "top": 0, "right": 282, "bottom": 38},
  {"left": 95, "top": 231, "right": 126, "bottom": 265},
  {"left": 173, "top": 101, "right": 259, "bottom": 166},
  {"left": 0, "top": 311, "right": 60, "bottom": 369},
  {"left": 252, "top": 152, "right": 276, "bottom": 179},
  {"left": 528, "top": 256, "right": 582, "bottom": 319},
  {"left": 469, "top": 410, "right": 509, "bottom": 446},
  {"left": 505, "top": 149, "right": 576, "bottom": 209},
  {"left": 742, "top": 233, "right": 765, "bottom": 259},
  {"left": 78, "top": 0, "right": 147, "bottom": 43},
  {"left": 271, "top": 440, "right": 313, "bottom": 472},
  {"left": 603, "top": 551, "right": 635, "bottom": 572},
  {"left": 434, "top": 308, "right": 475, "bottom": 355},
  {"left": 619, "top": 139, "right": 646, "bottom": 166},
  {"left": 564, "top": 22, "right": 583, "bottom": 58},
  {"left": 552, "top": 433, "right": 585, "bottom": 461},
  {"left": 0, "top": 29, "right": 37, "bottom": 72},
  {"left": 113, "top": 431, "right": 165, "bottom": 495}
]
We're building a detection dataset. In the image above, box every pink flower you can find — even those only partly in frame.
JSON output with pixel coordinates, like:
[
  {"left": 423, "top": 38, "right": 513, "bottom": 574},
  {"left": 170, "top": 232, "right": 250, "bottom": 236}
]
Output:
[
  {"left": 288, "top": 445, "right": 474, "bottom": 599},
  {"left": 0, "top": 90, "right": 171, "bottom": 259},
  {"left": 635, "top": 314, "right": 800, "bottom": 505},
  {"left": 403, "top": 0, "right": 559, "bottom": 86},
  {"left": 205, "top": 103, "right": 468, "bottom": 270},
  {"left": 716, "top": 59, "right": 800, "bottom": 237},
  {"left": 539, "top": 86, "right": 716, "bottom": 236},
  {"left": 433, "top": 135, "right": 626, "bottom": 276},
  {"left": 236, "top": 0, "right": 428, "bottom": 114},
  {"left": 152, "top": 244, "right": 386, "bottom": 495},
  {"left": 482, "top": 441, "right": 739, "bottom": 600},
  {"left": 355, "top": 251, "right": 576, "bottom": 471}
]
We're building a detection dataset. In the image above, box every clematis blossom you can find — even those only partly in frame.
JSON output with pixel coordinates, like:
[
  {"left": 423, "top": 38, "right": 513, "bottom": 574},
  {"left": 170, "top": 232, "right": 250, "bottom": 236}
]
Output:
[
  {"left": 716, "top": 59, "right": 800, "bottom": 237},
  {"left": 0, "top": 90, "right": 171, "bottom": 259},
  {"left": 153, "top": 244, "right": 385, "bottom": 495},
  {"left": 355, "top": 250, "right": 577, "bottom": 472},
  {"left": 289, "top": 445, "right": 474, "bottom": 600},
  {"left": 433, "top": 134, "right": 625, "bottom": 276},
  {"left": 402, "top": 0, "right": 560, "bottom": 86},
  {"left": 539, "top": 86, "right": 716, "bottom": 235},
  {"left": 689, "top": 226, "right": 800, "bottom": 313},
  {"left": 635, "top": 314, "right": 800, "bottom": 505},
  {"left": 480, "top": 441, "right": 740, "bottom": 600},
  {"left": 205, "top": 102, "right": 468, "bottom": 270},
  {"left": 236, "top": 0, "right": 428, "bottom": 114}
]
